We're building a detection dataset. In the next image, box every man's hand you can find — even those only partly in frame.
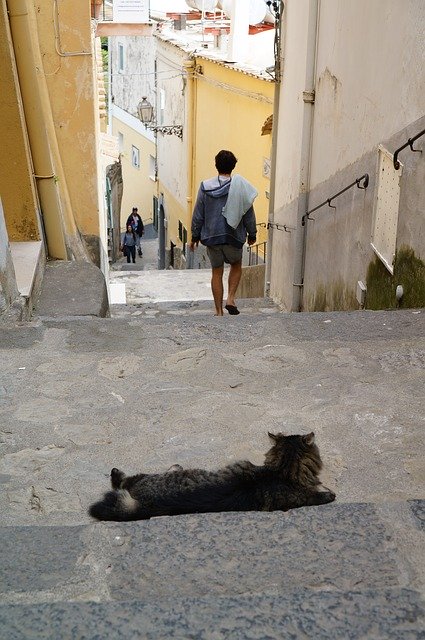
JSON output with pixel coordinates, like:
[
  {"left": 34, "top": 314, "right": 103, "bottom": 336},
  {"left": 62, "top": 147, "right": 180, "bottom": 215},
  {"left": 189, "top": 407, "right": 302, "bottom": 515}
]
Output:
[
  {"left": 247, "top": 236, "right": 256, "bottom": 246},
  {"left": 189, "top": 241, "right": 199, "bottom": 251}
]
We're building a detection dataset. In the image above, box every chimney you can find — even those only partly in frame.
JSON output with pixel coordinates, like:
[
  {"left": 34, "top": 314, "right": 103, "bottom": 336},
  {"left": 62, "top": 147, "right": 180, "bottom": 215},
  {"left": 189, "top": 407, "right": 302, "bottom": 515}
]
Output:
[{"left": 174, "top": 14, "right": 187, "bottom": 31}]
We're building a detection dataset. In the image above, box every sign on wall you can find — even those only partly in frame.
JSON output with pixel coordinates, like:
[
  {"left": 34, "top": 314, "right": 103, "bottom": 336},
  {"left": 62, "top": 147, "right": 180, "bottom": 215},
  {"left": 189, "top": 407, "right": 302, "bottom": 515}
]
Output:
[
  {"left": 371, "top": 145, "right": 402, "bottom": 274},
  {"left": 113, "top": 0, "right": 149, "bottom": 23}
]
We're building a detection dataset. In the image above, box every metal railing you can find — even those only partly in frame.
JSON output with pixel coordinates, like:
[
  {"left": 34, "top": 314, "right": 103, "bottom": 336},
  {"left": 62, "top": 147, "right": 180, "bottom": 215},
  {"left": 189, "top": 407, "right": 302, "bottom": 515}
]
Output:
[
  {"left": 393, "top": 127, "right": 425, "bottom": 170},
  {"left": 247, "top": 241, "right": 267, "bottom": 266},
  {"left": 302, "top": 173, "right": 369, "bottom": 226}
]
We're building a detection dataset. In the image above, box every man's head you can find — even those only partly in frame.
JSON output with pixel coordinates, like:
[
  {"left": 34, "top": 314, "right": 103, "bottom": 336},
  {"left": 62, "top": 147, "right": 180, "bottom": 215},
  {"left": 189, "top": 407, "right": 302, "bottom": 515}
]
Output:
[
  {"left": 132, "top": 207, "right": 138, "bottom": 214},
  {"left": 215, "top": 150, "right": 237, "bottom": 175}
]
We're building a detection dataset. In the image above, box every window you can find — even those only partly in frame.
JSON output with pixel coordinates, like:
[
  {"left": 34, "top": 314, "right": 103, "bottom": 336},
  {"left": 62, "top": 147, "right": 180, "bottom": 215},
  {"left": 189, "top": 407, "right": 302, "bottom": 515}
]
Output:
[
  {"left": 131, "top": 145, "right": 140, "bottom": 169},
  {"left": 153, "top": 196, "right": 158, "bottom": 231},
  {"left": 182, "top": 227, "right": 187, "bottom": 254},
  {"left": 149, "top": 154, "right": 156, "bottom": 180},
  {"left": 159, "top": 88, "right": 165, "bottom": 125},
  {"left": 118, "top": 131, "right": 124, "bottom": 153},
  {"left": 178, "top": 221, "right": 187, "bottom": 253},
  {"left": 118, "top": 43, "right": 125, "bottom": 73}
]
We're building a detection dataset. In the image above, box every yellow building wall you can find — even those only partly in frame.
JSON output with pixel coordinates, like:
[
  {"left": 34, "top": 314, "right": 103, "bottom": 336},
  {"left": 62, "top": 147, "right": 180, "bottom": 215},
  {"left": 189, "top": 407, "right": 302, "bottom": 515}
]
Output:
[
  {"left": 36, "top": 0, "right": 100, "bottom": 246},
  {"left": 191, "top": 59, "right": 274, "bottom": 248},
  {"left": 0, "top": 0, "right": 40, "bottom": 242},
  {"left": 112, "top": 117, "right": 156, "bottom": 230}
]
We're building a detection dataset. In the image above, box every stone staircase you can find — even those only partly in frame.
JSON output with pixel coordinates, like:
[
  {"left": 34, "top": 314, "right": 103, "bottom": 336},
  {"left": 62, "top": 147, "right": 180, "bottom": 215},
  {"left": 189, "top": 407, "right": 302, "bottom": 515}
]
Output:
[
  {"left": 1, "top": 269, "right": 424, "bottom": 637},
  {"left": 1, "top": 501, "right": 423, "bottom": 638}
]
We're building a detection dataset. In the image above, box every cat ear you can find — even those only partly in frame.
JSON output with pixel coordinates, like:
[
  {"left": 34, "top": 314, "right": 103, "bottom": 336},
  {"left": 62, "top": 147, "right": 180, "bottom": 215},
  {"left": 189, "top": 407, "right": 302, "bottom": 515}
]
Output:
[
  {"left": 268, "top": 432, "right": 278, "bottom": 441},
  {"left": 303, "top": 432, "right": 315, "bottom": 445}
]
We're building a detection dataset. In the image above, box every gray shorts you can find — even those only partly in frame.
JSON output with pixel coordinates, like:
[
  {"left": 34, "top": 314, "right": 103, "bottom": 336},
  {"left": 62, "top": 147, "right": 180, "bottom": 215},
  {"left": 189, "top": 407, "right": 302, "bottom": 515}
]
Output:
[{"left": 207, "top": 244, "right": 243, "bottom": 268}]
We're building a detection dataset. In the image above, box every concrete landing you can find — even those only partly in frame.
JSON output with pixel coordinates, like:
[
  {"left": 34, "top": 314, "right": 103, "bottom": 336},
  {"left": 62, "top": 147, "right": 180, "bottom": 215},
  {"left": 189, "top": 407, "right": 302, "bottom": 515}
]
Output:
[
  {"left": 34, "top": 261, "right": 109, "bottom": 318},
  {"left": 111, "top": 267, "right": 216, "bottom": 304}
]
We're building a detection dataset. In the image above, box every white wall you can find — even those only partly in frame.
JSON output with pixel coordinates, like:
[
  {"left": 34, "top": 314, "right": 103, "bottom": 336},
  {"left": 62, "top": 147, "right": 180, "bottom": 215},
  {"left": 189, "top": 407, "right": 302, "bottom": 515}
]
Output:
[
  {"left": 269, "top": 0, "right": 316, "bottom": 308},
  {"left": 155, "top": 40, "right": 188, "bottom": 208},
  {"left": 310, "top": 0, "right": 425, "bottom": 189},
  {"left": 0, "top": 199, "right": 18, "bottom": 312},
  {"left": 270, "top": 0, "right": 425, "bottom": 310}
]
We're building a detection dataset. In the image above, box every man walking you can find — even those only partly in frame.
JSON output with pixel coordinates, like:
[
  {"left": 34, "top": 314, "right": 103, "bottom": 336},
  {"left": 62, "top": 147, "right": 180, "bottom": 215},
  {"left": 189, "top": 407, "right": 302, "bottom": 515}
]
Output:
[
  {"left": 126, "top": 207, "right": 144, "bottom": 257},
  {"left": 190, "top": 150, "right": 257, "bottom": 316}
]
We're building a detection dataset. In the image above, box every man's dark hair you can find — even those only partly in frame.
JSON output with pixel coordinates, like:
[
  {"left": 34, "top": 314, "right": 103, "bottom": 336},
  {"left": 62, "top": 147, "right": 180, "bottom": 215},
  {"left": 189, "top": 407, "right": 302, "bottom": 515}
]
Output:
[{"left": 215, "top": 150, "right": 238, "bottom": 175}]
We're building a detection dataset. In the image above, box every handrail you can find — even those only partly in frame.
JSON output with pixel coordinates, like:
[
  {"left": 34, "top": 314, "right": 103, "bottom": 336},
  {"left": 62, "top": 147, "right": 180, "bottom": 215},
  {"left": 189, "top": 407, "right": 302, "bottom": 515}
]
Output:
[
  {"left": 302, "top": 173, "right": 369, "bottom": 226},
  {"left": 247, "top": 241, "right": 267, "bottom": 266},
  {"left": 393, "top": 127, "right": 425, "bottom": 170},
  {"left": 257, "top": 222, "right": 296, "bottom": 233}
]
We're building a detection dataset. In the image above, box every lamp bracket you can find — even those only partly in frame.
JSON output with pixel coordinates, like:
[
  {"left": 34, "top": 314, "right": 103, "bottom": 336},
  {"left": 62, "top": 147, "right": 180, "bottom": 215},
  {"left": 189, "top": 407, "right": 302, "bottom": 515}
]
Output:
[{"left": 146, "top": 124, "right": 183, "bottom": 139}]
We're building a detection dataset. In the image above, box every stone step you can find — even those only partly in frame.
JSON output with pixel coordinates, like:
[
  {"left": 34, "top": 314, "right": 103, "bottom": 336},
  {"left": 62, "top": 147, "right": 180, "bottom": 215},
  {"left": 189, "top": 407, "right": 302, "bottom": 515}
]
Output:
[
  {"left": 110, "top": 296, "right": 281, "bottom": 318},
  {"left": 1, "top": 502, "right": 423, "bottom": 602},
  {"left": 0, "top": 501, "right": 423, "bottom": 637},
  {"left": 1, "top": 588, "right": 423, "bottom": 639}
]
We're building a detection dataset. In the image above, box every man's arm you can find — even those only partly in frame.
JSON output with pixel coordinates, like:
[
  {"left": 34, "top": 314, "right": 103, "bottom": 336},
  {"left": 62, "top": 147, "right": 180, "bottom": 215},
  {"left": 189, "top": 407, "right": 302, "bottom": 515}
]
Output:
[
  {"left": 243, "top": 206, "right": 257, "bottom": 245},
  {"left": 190, "top": 185, "right": 205, "bottom": 250}
]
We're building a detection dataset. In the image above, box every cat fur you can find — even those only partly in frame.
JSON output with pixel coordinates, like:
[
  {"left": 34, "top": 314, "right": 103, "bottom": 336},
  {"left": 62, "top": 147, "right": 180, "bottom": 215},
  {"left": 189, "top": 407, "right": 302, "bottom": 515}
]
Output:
[{"left": 88, "top": 432, "right": 336, "bottom": 522}]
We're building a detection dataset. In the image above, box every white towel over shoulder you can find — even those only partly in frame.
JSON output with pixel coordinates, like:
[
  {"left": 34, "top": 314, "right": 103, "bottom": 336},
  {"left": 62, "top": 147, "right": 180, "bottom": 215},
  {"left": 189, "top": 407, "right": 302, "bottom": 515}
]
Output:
[{"left": 222, "top": 174, "right": 258, "bottom": 229}]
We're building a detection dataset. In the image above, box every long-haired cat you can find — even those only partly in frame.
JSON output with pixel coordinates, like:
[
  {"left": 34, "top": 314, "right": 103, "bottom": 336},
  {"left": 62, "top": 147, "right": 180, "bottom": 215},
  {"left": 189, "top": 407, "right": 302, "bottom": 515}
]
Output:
[{"left": 89, "top": 432, "right": 335, "bottom": 521}]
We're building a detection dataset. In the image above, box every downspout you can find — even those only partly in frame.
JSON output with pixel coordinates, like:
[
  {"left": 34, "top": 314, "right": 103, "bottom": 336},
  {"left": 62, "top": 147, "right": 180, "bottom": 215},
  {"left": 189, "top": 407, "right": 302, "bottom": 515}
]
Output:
[
  {"left": 183, "top": 57, "right": 196, "bottom": 268},
  {"left": 292, "top": 0, "right": 319, "bottom": 311},
  {"left": 7, "top": 0, "right": 90, "bottom": 261},
  {"left": 265, "top": 1, "right": 285, "bottom": 297}
]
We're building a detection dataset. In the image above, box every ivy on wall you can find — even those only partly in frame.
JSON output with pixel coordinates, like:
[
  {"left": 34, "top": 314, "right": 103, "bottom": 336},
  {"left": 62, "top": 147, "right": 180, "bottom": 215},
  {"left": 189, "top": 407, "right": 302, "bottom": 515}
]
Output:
[{"left": 366, "top": 247, "right": 425, "bottom": 310}]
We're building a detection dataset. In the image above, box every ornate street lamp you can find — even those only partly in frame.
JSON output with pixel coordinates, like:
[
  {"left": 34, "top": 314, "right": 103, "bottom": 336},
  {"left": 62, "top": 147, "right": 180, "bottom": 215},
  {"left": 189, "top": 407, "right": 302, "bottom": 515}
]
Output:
[{"left": 137, "top": 97, "right": 183, "bottom": 139}]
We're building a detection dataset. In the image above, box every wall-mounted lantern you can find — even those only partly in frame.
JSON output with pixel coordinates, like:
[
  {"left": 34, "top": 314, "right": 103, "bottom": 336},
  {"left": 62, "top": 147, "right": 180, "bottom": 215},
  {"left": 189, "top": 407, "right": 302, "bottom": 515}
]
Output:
[{"left": 137, "top": 97, "right": 183, "bottom": 139}]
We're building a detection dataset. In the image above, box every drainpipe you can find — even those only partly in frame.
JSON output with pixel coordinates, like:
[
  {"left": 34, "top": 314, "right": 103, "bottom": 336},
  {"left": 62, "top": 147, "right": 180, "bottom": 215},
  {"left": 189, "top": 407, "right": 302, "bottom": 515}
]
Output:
[
  {"left": 183, "top": 57, "right": 196, "bottom": 268},
  {"left": 265, "top": 2, "right": 285, "bottom": 297},
  {"left": 7, "top": 0, "right": 90, "bottom": 261},
  {"left": 292, "top": 0, "right": 319, "bottom": 311}
]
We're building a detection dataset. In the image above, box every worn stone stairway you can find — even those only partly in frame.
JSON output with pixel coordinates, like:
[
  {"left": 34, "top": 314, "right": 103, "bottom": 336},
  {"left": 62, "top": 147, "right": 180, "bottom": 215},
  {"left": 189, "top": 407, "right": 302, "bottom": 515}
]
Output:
[
  {"left": 1, "top": 500, "right": 424, "bottom": 638},
  {"left": 0, "top": 287, "right": 424, "bottom": 637}
]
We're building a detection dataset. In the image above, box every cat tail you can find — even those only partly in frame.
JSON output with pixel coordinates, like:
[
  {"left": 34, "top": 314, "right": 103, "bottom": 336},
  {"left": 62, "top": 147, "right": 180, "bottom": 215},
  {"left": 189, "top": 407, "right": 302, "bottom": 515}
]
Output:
[{"left": 89, "top": 489, "right": 143, "bottom": 521}]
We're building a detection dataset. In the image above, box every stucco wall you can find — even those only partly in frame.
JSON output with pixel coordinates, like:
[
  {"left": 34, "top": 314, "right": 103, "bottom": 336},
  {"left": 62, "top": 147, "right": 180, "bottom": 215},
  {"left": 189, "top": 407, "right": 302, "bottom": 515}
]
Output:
[
  {"left": 155, "top": 39, "right": 189, "bottom": 213},
  {"left": 109, "top": 33, "right": 155, "bottom": 115},
  {"left": 310, "top": 0, "right": 425, "bottom": 189},
  {"left": 36, "top": 0, "right": 100, "bottom": 244},
  {"left": 303, "top": 116, "right": 425, "bottom": 311},
  {"left": 0, "top": 0, "right": 40, "bottom": 242},
  {"left": 270, "top": 0, "right": 425, "bottom": 311},
  {"left": 269, "top": 0, "right": 314, "bottom": 309}
]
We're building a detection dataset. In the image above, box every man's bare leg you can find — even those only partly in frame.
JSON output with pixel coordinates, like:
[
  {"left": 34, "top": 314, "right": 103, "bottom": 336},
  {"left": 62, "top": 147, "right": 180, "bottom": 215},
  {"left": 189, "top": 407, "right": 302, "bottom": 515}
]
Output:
[
  {"left": 226, "top": 260, "right": 242, "bottom": 308},
  {"left": 211, "top": 266, "right": 224, "bottom": 315}
]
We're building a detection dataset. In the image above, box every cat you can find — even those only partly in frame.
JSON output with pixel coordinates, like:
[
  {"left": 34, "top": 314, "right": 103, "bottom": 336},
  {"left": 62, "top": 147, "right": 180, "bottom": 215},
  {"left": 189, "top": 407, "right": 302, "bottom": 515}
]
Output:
[{"left": 88, "top": 432, "right": 336, "bottom": 521}]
